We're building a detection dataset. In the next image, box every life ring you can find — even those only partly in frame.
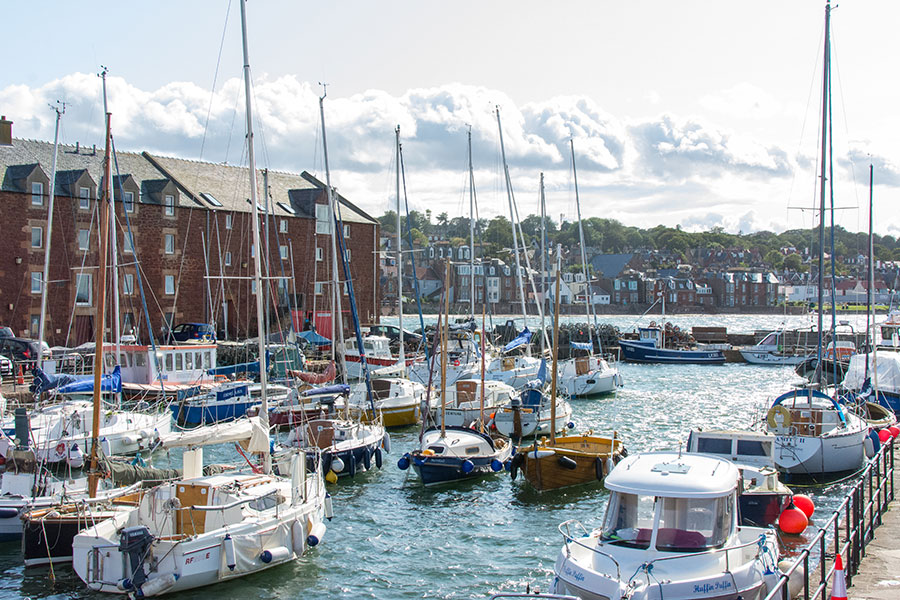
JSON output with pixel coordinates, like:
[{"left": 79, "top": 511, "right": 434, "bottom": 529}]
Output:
[
  {"left": 55, "top": 442, "right": 66, "bottom": 456},
  {"left": 767, "top": 405, "right": 792, "bottom": 429}
]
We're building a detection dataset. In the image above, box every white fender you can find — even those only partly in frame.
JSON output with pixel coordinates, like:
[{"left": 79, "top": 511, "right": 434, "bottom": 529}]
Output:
[
  {"left": 324, "top": 494, "right": 334, "bottom": 520},
  {"left": 139, "top": 573, "right": 178, "bottom": 597},
  {"left": 382, "top": 433, "right": 391, "bottom": 454},
  {"left": 307, "top": 521, "right": 326, "bottom": 547},
  {"left": 331, "top": 456, "right": 345, "bottom": 473},
  {"left": 291, "top": 520, "right": 306, "bottom": 555},
  {"left": 527, "top": 449, "right": 555, "bottom": 459},
  {"left": 223, "top": 534, "right": 236, "bottom": 571},
  {"left": 259, "top": 546, "right": 291, "bottom": 564}
]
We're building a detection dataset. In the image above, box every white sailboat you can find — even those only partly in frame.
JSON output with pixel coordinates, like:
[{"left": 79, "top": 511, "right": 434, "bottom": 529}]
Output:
[{"left": 71, "top": 2, "right": 328, "bottom": 594}]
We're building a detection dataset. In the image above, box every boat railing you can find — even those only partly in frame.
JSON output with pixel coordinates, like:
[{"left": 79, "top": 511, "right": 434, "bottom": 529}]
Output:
[
  {"left": 557, "top": 519, "right": 621, "bottom": 581},
  {"left": 763, "top": 437, "right": 895, "bottom": 600}
]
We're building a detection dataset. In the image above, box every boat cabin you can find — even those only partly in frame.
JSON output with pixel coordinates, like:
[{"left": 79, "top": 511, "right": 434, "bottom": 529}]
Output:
[
  {"left": 766, "top": 389, "right": 847, "bottom": 437},
  {"left": 109, "top": 344, "right": 217, "bottom": 387},
  {"left": 600, "top": 452, "right": 738, "bottom": 553},
  {"left": 685, "top": 429, "right": 774, "bottom": 470},
  {"left": 345, "top": 336, "right": 392, "bottom": 358}
]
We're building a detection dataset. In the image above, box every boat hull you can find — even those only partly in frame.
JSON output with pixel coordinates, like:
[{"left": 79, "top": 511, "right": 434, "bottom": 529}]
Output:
[
  {"left": 739, "top": 350, "right": 807, "bottom": 366},
  {"left": 170, "top": 401, "right": 258, "bottom": 427},
  {"left": 517, "top": 436, "right": 625, "bottom": 491},
  {"left": 619, "top": 340, "right": 725, "bottom": 364}
]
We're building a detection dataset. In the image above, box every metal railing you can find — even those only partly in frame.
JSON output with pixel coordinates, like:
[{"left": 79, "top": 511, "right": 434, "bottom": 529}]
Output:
[{"left": 764, "top": 438, "right": 895, "bottom": 600}]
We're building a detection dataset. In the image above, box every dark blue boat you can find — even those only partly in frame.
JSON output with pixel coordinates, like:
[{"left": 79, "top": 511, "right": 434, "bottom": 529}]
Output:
[
  {"left": 169, "top": 383, "right": 255, "bottom": 426},
  {"left": 400, "top": 426, "right": 512, "bottom": 486},
  {"left": 619, "top": 327, "right": 725, "bottom": 364}
]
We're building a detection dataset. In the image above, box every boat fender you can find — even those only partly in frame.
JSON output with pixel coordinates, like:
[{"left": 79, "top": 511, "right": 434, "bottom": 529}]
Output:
[
  {"left": 347, "top": 453, "right": 357, "bottom": 477},
  {"left": 0, "top": 508, "right": 19, "bottom": 519},
  {"left": 259, "top": 546, "right": 291, "bottom": 564},
  {"left": 767, "top": 405, "right": 792, "bottom": 429},
  {"left": 322, "top": 453, "right": 333, "bottom": 475},
  {"left": 374, "top": 447, "right": 383, "bottom": 469},
  {"left": 382, "top": 433, "right": 391, "bottom": 454},
  {"left": 606, "top": 457, "right": 615, "bottom": 476},
  {"left": 509, "top": 453, "right": 525, "bottom": 480},
  {"left": 223, "top": 534, "right": 236, "bottom": 571},
  {"left": 331, "top": 456, "right": 345, "bottom": 474},
  {"left": 567, "top": 422, "right": 575, "bottom": 429},
  {"left": 557, "top": 455, "right": 578, "bottom": 470},
  {"left": 66, "top": 443, "right": 85, "bottom": 469},
  {"left": 122, "top": 433, "right": 141, "bottom": 446},
  {"left": 461, "top": 459, "right": 475, "bottom": 474},
  {"left": 529, "top": 449, "right": 555, "bottom": 459},
  {"left": 291, "top": 520, "right": 306, "bottom": 555},
  {"left": 100, "top": 437, "right": 111, "bottom": 457},
  {"left": 363, "top": 447, "right": 372, "bottom": 471},
  {"left": 137, "top": 573, "right": 178, "bottom": 597},
  {"left": 397, "top": 453, "right": 411, "bottom": 470},
  {"left": 778, "top": 559, "right": 806, "bottom": 599},
  {"left": 866, "top": 429, "right": 880, "bottom": 458},
  {"left": 325, "top": 470, "right": 338, "bottom": 484},
  {"left": 324, "top": 493, "right": 334, "bottom": 520},
  {"left": 490, "top": 459, "right": 503, "bottom": 472},
  {"left": 307, "top": 521, "right": 327, "bottom": 547},
  {"left": 595, "top": 456, "right": 605, "bottom": 481}
]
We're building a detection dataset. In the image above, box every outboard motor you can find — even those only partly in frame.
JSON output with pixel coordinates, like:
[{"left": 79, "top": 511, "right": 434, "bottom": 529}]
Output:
[
  {"left": 14, "top": 407, "right": 29, "bottom": 449},
  {"left": 118, "top": 526, "right": 154, "bottom": 593}
]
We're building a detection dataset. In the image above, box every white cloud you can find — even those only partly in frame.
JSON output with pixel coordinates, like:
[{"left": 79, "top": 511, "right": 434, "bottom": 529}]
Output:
[{"left": 700, "top": 82, "right": 782, "bottom": 120}]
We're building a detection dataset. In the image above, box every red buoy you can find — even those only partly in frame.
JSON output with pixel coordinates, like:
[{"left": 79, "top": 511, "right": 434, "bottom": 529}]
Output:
[
  {"left": 889, "top": 426, "right": 900, "bottom": 439},
  {"left": 779, "top": 503, "right": 809, "bottom": 534},
  {"left": 792, "top": 494, "right": 815, "bottom": 518},
  {"left": 878, "top": 429, "right": 892, "bottom": 443}
]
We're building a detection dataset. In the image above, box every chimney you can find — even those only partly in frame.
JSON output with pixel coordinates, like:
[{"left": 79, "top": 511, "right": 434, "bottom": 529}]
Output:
[{"left": 0, "top": 116, "right": 12, "bottom": 146}]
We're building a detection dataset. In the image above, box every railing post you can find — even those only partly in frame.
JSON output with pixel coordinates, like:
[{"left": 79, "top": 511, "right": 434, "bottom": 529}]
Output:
[{"left": 852, "top": 484, "right": 862, "bottom": 569}]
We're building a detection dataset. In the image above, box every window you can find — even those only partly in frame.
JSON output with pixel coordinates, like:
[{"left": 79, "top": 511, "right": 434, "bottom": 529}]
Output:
[
  {"left": 316, "top": 203, "right": 332, "bottom": 234},
  {"left": 345, "top": 248, "right": 351, "bottom": 261},
  {"left": 656, "top": 496, "right": 732, "bottom": 551},
  {"left": 200, "top": 192, "right": 222, "bottom": 207},
  {"left": 250, "top": 244, "right": 255, "bottom": 258},
  {"left": 164, "top": 234, "right": 175, "bottom": 254},
  {"left": 344, "top": 281, "right": 350, "bottom": 295},
  {"left": 224, "top": 251, "right": 232, "bottom": 266},
  {"left": 316, "top": 247, "right": 323, "bottom": 262},
  {"left": 123, "top": 273, "right": 134, "bottom": 295},
  {"left": 279, "top": 219, "right": 288, "bottom": 233},
  {"left": 600, "top": 492, "right": 655, "bottom": 550},
  {"left": 343, "top": 224, "right": 350, "bottom": 238},
  {"left": 31, "top": 181, "right": 43, "bottom": 206},
  {"left": 251, "top": 280, "right": 257, "bottom": 294},
  {"left": 76, "top": 273, "right": 92, "bottom": 305},
  {"left": 164, "top": 194, "right": 175, "bottom": 216},
  {"left": 124, "top": 231, "right": 134, "bottom": 254},
  {"left": 123, "top": 191, "right": 135, "bottom": 213},
  {"left": 31, "top": 226, "right": 43, "bottom": 248},
  {"left": 164, "top": 275, "right": 175, "bottom": 295},
  {"left": 280, "top": 245, "right": 288, "bottom": 260},
  {"left": 78, "top": 229, "right": 90, "bottom": 251},
  {"left": 78, "top": 187, "right": 90, "bottom": 209},
  {"left": 315, "top": 282, "right": 323, "bottom": 295},
  {"left": 30, "top": 272, "right": 42, "bottom": 294},
  {"left": 225, "top": 213, "right": 233, "bottom": 229},
  {"left": 30, "top": 315, "right": 40, "bottom": 337}
]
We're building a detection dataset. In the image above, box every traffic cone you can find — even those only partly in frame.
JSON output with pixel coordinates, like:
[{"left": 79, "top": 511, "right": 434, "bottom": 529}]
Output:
[
  {"left": 831, "top": 553, "right": 847, "bottom": 600},
  {"left": 16, "top": 365, "right": 24, "bottom": 385}
]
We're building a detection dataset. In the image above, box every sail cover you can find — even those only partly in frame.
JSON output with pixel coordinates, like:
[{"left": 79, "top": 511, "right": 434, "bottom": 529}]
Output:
[{"left": 503, "top": 327, "right": 533, "bottom": 353}]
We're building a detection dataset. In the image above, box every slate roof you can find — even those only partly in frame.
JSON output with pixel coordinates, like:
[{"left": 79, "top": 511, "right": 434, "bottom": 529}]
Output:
[{"left": 589, "top": 253, "right": 635, "bottom": 279}]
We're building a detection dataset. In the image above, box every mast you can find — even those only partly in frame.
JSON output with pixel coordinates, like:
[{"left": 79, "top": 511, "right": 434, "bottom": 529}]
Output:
[
  {"left": 815, "top": 1, "right": 832, "bottom": 386},
  {"left": 539, "top": 173, "right": 547, "bottom": 355},
  {"left": 395, "top": 126, "right": 405, "bottom": 373},
  {"left": 571, "top": 139, "right": 597, "bottom": 354},
  {"left": 100, "top": 69, "right": 121, "bottom": 362},
  {"left": 495, "top": 108, "right": 529, "bottom": 348},
  {"left": 37, "top": 102, "right": 64, "bottom": 368},
  {"left": 550, "top": 246, "right": 562, "bottom": 445},
  {"left": 867, "top": 165, "right": 876, "bottom": 387},
  {"left": 468, "top": 126, "right": 476, "bottom": 316},
  {"left": 88, "top": 113, "right": 112, "bottom": 498},
  {"left": 318, "top": 88, "right": 348, "bottom": 385},
  {"left": 239, "top": 0, "right": 271, "bottom": 474},
  {"left": 441, "top": 260, "right": 450, "bottom": 438}
]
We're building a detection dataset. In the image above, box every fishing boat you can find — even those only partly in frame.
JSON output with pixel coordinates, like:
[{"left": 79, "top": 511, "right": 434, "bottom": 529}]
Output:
[
  {"left": 739, "top": 330, "right": 809, "bottom": 366},
  {"left": 619, "top": 326, "right": 725, "bottom": 364},
  {"left": 550, "top": 451, "right": 784, "bottom": 600},
  {"left": 685, "top": 429, "right": 793, "bottom": 528},
  {"left": 343, "top": 335, "right": 419, "bottom": 380},
  {"left": 765, "top": 388, "right": 868, "bottom": 480}
]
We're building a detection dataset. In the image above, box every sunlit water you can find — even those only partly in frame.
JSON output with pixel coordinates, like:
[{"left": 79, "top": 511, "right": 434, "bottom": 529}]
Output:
[{"left": 0, "top": 315, "right": 869, "bottom": 599}]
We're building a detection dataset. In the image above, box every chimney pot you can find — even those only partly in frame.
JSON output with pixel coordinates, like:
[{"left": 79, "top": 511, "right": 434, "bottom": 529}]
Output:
[{"left": 0, "top": 115, "right": 12, "bottom": 146}]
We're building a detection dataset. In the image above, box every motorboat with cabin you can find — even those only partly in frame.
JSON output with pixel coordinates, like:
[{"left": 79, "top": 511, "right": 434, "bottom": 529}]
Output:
[
  {"left": 739, "top": 330, "right": 809, "bottom": 366},
  {"left": 557, "top": 352, "right": 622, "bottom": 397},
  {"left": 619, "top": 326, "right": 725, "bottom": 365},
  {"left": 550, "top": 451, "right": 784, "bottom": 600}
]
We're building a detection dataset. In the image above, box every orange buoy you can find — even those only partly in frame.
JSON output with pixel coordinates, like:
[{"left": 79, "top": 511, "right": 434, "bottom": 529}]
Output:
[
  {"left": 792, "top": 494, "right": 815, "bottom": 518},
  {"left": 889, "top": 426, "right": 900, "bottom": 439},
  {"left": 878, "top": 429, "right": 892, "bottom": 443},
  {"left": 779, "top": 502, "right": 809, "bottom": 534}
]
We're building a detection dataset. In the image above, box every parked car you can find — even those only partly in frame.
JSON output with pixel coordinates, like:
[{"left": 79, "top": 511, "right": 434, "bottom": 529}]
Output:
[
  {"left": 170, "top": 323, "right": 216, "bottom": 343},
  {"left": 0, "top": 354, "right": 12, "bottom": 377},
  {"left": 0, "top": 337, "right": 50, "bottom": 365},
  {"left": 365, "top": 324, "right": 423, "bottom": 345},
  {"left": 0, "top": 326, "right": 13, "bottom": 339}
]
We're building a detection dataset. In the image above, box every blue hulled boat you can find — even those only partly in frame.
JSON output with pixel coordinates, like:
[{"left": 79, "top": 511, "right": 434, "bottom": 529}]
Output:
[
  {"left": 400, "top": 426, "right": 513, "bottom": 486},
  {"left": 619, "top": 327, "right": 725, "bottom": 364}
]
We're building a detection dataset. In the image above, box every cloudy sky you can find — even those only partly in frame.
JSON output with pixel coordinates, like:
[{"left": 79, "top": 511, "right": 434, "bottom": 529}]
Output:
[{"left": 3, "top": 1, "right": 899, "bottom": 236}]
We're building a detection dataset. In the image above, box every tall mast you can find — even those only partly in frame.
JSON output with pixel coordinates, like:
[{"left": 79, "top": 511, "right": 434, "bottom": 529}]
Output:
[
  {"left": 866, "top": 165, "right": 875, "bottom": 384},
  {"left": 539, "top": 173, "right": 547, "bottom": 355},
  {"left": 815, "top": 1, "right": 831, "bottom": 386},
  {"left": 441, "top": 260, "right": 450, "bottom": 438},
  {"left": 38, "top": 102, "right": 64, "bottom": 368},
  {"left": 468, "top": 126, "right": 476, "bottom": 316},
  {"left": 571, "top": 139, "right": 596, "bottom": 353},
  {"left": 88, "top": 113, "right": 112, "bottom": 498},
  {"left": 319, "top": 88, "right": 348, "bottom": 385},
  {"left": 496, "top": 107, "right": 529, "bottom": 353},
  {"left": 100, "top": 69, "right": 121, "bottom": 361},
  {"left": 395, "top": 126, "right": 405, "bottom": 373},
  {"left": 550, "top": 246, "right": 562, "bottom": 445},
  {"left": 239, "top": 0, "right": 270, "bottom": 474}
]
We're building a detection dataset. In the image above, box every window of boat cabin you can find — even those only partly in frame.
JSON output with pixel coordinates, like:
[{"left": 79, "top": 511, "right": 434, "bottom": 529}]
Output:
[
  {"left": 185, "top": 352, "right": 193, "bottom": 370},
  {"left": 656, "top": 496, "right": 732, "bottom": 551},
  {"left": 203, "top": 351, "right": 212, "bottom": 369},
  {"left": 175, "top": 352, "right": 183, "bottom": 371},
  {"left": 736, "top": 439, "right": 770, "bottom": 457},
  {"left": 31, "top": 181, "right": 44, "bottom": 206},
  {"left": 195, "top": 351, "right": 203, "bottom": 369},
  {"left": 696, "top": 437, "right": 731, "bottom": 455},
  {"left": 165, "top": 352, "right": 173, "bottom": 372},
  {"left": 135, "top": 352, "right": 146, "bottom": 367},
  {"left": 601, "top": 493, "right": 655, "bottom": 549}
]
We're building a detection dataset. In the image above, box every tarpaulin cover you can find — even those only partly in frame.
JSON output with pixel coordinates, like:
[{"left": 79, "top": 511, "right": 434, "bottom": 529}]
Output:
[
  {"left": 503, "top": 327, "right": 533, "bottom": 353},
  {"left": 55, "top": 366, "right": 122, "bottom": 395}
]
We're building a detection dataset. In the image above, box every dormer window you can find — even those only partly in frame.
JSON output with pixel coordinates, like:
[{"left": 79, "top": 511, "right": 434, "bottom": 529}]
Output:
[
  {"left": 123, "top": 191, "right": 135, "bottom": 213},
  {"left": 79, "top": 187, "right": 90, "bottom": 209},
  {"left": 164, "top": 194, "right": 175, "bottom": 216},
  {"left": 31, "top": 182, "right": 43, "bottom": 206}
]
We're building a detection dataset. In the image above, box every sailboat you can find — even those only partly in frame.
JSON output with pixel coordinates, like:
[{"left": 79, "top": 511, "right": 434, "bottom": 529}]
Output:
[
  {"left": 71, "top": 2, "right": 328, "bottom": 593},
  {"left": 556, "top": 143, "right": 622, "bottom": 396},
  {"left": 510, "top": 252, "right": 626, "bottom": 491}
]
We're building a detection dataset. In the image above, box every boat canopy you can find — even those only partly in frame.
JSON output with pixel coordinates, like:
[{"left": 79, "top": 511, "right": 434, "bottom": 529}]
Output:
[
  {"left": 605, "top": 452, "right": 739, "bottom": 498},
  {"left": 843, "top": 351, "right": 900, "bottom": 392},
  {"left": 298, "top": 329, "right": 331, "bottom": 346},
  {"left": 55, "top": 365, "right": 122, "bottom": 395},
  {"left": 503, "top": 327, "right": 532, "bottom": 353},
  {"left": 772, "top": 388, "right": 846, "bottom": 424}
]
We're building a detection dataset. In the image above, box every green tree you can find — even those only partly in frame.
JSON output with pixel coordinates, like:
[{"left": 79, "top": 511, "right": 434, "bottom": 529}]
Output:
[
  {"left": 784, "top": 254, "right": 803, "bottom": 272},
  {"left": 764, "top": 250, "right": 784, "bottom": 270}
]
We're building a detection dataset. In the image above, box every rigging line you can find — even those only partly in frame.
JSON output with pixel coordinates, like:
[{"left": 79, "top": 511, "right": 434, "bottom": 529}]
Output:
[
  {"left": 828, "top": 30, "right": 864, "bottom": 232},
  {"left": 166, "top": 204, "right": 195, "bottom": 345},
  {"left": 196, "top": 0, "right": 233, "bottom": 164},
  {"left": 64, "top": 200, "right": 99, "bottom": 348}
]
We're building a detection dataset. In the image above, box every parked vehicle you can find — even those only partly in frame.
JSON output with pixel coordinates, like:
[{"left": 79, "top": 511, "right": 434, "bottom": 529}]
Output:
[
  {"left": 0, "top": 337, "right": 49, "bottom": 364},
  {"left": 0, "top": 327, "right": 13, "bottom": 339},
  {"left": 0, "top": 354, "right": 12, "bottom": 377},
  {"left": 169, "top": 322, "right": 216, "bottom": 343}
]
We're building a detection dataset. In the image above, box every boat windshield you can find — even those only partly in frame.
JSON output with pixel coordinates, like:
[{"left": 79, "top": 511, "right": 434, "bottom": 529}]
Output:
[
  {"left": 656, "top": 496, "right": 732, "bottom": 552},
  {"left": 600, "top": 492, "right": 655, "bottom": 549}
]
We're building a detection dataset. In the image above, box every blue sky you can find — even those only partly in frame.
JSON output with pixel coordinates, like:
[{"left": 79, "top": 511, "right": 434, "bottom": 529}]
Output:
[{"left": 3, "top": 1, "right": 899, "bottom": 236}]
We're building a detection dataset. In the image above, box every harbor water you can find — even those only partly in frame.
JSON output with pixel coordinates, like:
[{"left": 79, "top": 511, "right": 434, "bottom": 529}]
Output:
[{"left": 0, "top": 314, "right": 871, "bottom": 599}]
